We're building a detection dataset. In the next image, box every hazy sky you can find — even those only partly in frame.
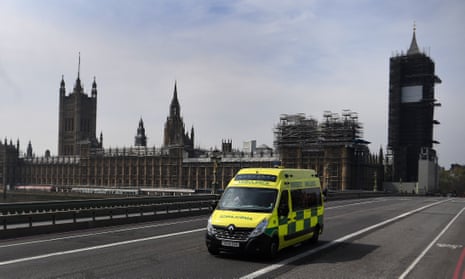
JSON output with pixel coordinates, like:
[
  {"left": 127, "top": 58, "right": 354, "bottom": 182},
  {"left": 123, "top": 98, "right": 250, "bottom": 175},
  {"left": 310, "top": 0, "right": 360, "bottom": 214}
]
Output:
[{"left": 1, "top": 0, "right": 464, "bottom": 168}]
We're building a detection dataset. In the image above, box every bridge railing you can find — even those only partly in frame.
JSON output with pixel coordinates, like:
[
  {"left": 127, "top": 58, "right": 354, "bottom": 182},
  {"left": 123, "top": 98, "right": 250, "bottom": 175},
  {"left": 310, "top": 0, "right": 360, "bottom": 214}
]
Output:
[
  {"left": 0, "top": 194, "right": 218, "bottom": 215},
  {"left": 0, "top": 195, "right": 219, "bottom": 238}
]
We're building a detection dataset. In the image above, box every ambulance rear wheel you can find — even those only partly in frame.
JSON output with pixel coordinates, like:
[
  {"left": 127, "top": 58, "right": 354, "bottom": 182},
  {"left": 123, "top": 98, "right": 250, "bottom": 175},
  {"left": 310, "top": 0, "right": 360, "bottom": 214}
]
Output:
[
  {"left": 266, "top": 237, "right": 279, "bottom": 259},
  {"left": 309, "top": 225, "right": 320, "bottom": 243}
]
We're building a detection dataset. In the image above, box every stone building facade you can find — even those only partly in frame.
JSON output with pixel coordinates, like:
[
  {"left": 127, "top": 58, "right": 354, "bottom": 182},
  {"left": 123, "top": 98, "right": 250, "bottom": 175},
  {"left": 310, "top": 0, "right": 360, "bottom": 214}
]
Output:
[
  {"left": 2, "top": 64, "right": 384, "bottom": 193},
  {"left": 12, "top": 80, "right": 278, "bottom": 193}
]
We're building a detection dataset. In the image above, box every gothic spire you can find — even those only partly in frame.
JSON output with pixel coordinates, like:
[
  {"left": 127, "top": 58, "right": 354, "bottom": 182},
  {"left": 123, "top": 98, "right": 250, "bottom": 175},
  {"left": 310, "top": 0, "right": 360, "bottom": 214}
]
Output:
[
  {"left": 60, "top": 75, "right": 66, "bottom": 96},
  {"left": 173, "top": 80, "right": 179, "bottom": 104},
  {"left": 135, "top": 117, "right": 147, "bottom": 147},
  {"left": 92, "top": 76, "right": 97, "bottom": 97},
  {"left": 407, "top": 23, "right": 420, "bottom": 55},
  {"left": 27, "top": 140, "right": 33, "bottom": 158},
  {"left": 78, "top": 52, "right": 81, "bottom": 79},
  {"left": 170, "top": 81, "right": 180, "bottom": 117},
  {"left": 74, "top": 52, "right": 83, "bottom": 92}
]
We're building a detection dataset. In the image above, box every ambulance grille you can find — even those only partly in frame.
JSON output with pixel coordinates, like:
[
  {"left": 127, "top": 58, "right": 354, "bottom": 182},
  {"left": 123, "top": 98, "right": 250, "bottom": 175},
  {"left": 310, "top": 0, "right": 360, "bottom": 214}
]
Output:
[{"left": 213, "top": 226, "right": 253, "bottom": 241}]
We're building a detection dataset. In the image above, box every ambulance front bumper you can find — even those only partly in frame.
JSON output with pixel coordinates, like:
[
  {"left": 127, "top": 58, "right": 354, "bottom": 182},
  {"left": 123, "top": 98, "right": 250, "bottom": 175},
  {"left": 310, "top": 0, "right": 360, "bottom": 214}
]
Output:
[{"left": 206, "top": 228, "right": 272, "bottom": 255}]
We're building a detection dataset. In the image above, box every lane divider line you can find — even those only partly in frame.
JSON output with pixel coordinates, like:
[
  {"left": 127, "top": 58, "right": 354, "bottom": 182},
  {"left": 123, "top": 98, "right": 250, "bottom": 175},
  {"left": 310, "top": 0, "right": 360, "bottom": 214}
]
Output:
[
  {"left": 0, "top": 217, "right": 207, "bottom": 249},
  {"left": 399, "top": 204, "right": 465, "bottom": 279},
  {"left": 0, "top": 228, "right": 205, "bottom": 266},
  {"left": 240, "top": 199, "right": 450, "bottom": 279},
  {"left": 326, "top": 198, "right": 388, "bottom": 210}
]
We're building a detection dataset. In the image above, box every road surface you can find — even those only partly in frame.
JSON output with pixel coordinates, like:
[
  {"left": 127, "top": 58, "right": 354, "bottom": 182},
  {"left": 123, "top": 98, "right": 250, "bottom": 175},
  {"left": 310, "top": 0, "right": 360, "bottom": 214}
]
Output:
[{"left": 0, "top": 196, "right": 464, "bottom": 278}]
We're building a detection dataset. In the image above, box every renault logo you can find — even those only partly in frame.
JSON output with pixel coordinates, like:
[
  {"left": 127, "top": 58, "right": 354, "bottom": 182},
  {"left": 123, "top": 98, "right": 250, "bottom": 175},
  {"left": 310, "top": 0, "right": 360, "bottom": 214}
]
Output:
[{"left": 227, "top": 224, "right": 235, "bottom": 234}]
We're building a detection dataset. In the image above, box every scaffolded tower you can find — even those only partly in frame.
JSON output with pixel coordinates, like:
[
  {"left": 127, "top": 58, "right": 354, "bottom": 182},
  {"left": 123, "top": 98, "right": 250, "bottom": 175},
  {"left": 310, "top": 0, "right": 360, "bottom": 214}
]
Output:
[{"left": 387, "top": 26, "right": 441, "bottom": 182}]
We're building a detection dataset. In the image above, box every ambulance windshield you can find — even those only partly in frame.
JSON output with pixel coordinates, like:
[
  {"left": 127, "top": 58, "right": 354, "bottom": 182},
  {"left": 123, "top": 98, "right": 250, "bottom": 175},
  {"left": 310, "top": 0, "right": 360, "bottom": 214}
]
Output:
[{"left": 218, "top": 187, "right": 278, "bottom": 213}]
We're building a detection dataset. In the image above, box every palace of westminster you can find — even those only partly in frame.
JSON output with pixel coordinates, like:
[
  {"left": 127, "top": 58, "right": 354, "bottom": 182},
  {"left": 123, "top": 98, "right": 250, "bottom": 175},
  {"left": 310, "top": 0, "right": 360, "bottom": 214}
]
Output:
[{"left": 0, "top": 28, "right": 441, "bottom": 194}]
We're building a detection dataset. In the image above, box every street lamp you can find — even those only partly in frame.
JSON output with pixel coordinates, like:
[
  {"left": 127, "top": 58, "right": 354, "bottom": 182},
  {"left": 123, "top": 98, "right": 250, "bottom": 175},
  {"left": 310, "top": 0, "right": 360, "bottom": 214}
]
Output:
[
  {"left": 2, "top": 148, "right": 6, "bottom": 200},
  {"left": 211, "top": 149, "right": 221, "bottom": 194}
]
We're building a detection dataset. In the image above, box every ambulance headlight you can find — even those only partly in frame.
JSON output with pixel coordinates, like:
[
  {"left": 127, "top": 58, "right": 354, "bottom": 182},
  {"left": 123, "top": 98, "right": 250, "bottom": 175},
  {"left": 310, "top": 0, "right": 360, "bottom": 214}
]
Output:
[
  {"left": 207, "top": 216, "right": 215, "bottom": 235},
  {"left": 249, "top": 218, "right": 268, "bottom": 238}
]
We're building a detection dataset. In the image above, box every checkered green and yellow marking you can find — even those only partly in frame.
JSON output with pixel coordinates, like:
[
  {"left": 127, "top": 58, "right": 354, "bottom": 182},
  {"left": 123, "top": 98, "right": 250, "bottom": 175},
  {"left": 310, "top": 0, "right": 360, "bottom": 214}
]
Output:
[{"left": 276, "top": 207, "right": 324, "bottom": 242}]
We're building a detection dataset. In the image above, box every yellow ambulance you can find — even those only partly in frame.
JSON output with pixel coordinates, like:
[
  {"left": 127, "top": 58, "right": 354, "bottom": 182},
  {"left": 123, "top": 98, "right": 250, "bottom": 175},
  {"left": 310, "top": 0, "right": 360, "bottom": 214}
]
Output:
[{"left": 206, "top": 168, "right": 324, "bottom": 258}]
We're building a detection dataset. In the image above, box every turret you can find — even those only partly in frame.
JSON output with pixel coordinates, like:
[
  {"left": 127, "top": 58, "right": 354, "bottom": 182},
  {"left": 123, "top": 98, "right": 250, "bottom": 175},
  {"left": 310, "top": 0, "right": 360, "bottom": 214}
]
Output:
[
  {"left": 170, "top": 81, "right": 181, "bottom": 118},
  {"left": 27, "top": 141, "right": 33, "bottom": 158},
  {"left": 191, "top": 126, "right": 195, "bottom": 147},
  {"left": 99, "top": 132, "right": 103, "bottom": 148},
  {"left": 60, "top": 75, "right": 66, "bottom": 97},
  {"left": 92, "top": 76, "right": 97, "bottom": 98},
  {"left": 135, "top": 118, "right": 147, "bottom": 147}
]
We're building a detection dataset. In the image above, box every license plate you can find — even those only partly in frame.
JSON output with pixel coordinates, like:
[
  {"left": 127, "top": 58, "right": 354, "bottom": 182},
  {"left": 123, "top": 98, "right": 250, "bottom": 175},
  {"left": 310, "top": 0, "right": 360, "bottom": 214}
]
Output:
[{"left": 221, "top": 240, "right": 240, "bottom": 247}]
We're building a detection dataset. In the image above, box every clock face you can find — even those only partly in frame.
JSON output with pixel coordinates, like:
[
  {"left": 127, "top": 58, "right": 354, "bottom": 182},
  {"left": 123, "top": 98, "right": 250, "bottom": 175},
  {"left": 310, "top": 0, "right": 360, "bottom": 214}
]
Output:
[{"left": 401, "top": 85, "right": 423, "bottom": 103}]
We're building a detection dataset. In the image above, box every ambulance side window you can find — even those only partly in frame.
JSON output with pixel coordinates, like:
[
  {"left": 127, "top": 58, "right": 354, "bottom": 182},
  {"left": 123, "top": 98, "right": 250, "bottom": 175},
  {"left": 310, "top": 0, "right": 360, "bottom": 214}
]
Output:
[
  {"left": 291, "top": 188, "right": 321, "bottom": 210},
  {"left": 278, "top": 190, "right": 289, "bottom": 217},
  {"left": 315, "top": 188, "right": 322, "bottom": 206}
]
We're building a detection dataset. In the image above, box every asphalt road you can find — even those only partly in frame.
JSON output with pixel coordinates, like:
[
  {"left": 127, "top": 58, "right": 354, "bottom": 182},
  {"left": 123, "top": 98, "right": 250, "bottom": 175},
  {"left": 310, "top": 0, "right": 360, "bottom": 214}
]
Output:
[{"left": 0, "top": 197, "right": 464, "bottom": 279}]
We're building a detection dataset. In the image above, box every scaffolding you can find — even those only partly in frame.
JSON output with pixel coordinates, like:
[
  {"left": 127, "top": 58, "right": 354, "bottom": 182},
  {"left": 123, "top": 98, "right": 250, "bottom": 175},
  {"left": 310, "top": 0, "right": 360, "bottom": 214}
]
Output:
[
  {"left": 274, "top": 110, "right": 363, "bottom": 148},
  {"left": 321, "top": 110, "right": 363, "bottom": 145},
  {"left": 274, "top": 111, "right": 367, "bottom": 191},
  {"left": 274, "top": 113, "right": 320, "bottom": 147}
]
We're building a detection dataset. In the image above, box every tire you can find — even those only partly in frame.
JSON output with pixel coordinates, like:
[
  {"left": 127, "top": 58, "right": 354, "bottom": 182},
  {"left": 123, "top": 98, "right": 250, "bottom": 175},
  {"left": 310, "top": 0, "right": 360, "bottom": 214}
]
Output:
[
  {"left": 309, "top": 225, "right": 320, "bottom": 244},
  {"left": 207, "top": 245, "right": 220, "bottom": 256},
  {"left": 265, "top": 237, "right": 279, "bottom": 260}
]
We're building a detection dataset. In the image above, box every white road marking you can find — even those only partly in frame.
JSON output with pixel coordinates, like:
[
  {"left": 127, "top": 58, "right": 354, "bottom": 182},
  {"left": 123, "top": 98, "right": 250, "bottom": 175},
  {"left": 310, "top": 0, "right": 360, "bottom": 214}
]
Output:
[
  {"left": 0, "top": 228, "right": 205, "bottom": 266},
  {"left": 240, "top": 199, "right": 450, "bottom": 279},
  {"left": 399, "top": 204, "right": 465, "bottom": 279},
  {"left": 326, "top": 198, "right": 388, "bottom": 210},
  {"left": 436, "top": 243, "right": 463, "bottom": 250},
  {"left": 0, "top": 217, "right": 206, "bottom": 248}
]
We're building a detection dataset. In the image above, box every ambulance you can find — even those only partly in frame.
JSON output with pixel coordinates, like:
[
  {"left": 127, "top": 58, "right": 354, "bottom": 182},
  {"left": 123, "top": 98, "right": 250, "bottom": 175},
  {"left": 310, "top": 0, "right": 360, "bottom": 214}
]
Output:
[{"left": 206, "top": 168, "right": 324, "bottom": 258}]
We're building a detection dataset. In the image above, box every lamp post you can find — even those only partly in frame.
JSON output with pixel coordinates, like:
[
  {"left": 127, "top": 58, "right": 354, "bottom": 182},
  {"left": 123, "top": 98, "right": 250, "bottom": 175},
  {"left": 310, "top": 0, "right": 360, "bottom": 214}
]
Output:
[
  {"left": 2, "top": 149, "right": 6, "bottom": 200},
  {"left": 211, "top": 150, "right": 221, "bottom": 194}
]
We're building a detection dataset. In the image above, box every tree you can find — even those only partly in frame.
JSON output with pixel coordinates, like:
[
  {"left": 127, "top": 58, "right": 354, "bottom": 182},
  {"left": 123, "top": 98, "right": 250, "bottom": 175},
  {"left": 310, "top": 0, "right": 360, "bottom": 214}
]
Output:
[{"left": 439, "top": 164, "right": 465, "bottom": 197}]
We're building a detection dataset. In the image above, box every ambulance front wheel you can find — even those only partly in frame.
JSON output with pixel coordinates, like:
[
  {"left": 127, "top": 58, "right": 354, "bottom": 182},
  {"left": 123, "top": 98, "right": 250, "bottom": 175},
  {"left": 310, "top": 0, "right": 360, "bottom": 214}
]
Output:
[
  {"left": 207, "top": 244, "right": 220, "bottom": 255},
  {"left": 266, "top": 236, "right": 279, "bottom": 259}
]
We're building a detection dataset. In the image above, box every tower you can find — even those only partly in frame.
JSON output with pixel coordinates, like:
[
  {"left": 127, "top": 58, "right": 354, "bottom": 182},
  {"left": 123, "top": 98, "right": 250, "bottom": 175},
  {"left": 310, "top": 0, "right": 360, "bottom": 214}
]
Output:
[
  {"left": 164, "top": 81, "right": 183, "bottom": 146},
  {"left": 26, "top": 141, "right": 33, "bottom": 158},
  {"left": 58, "top": 54, "right": 99, "bottom": 156},
  {"left": 163, "top": 82, "right": 194, "bottom": 154},
  {"left": 135, "top": 118, "right": 147, "bottom": 147},
  {"left": 387, "top": 26, "right": 441, "bottom": 182}
]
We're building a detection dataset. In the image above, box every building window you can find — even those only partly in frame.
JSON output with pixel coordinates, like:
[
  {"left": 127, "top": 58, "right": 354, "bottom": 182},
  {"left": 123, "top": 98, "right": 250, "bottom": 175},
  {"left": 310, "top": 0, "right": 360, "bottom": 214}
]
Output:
[{"left": 65, "top": 118, "right": 74, "bottom": 131}]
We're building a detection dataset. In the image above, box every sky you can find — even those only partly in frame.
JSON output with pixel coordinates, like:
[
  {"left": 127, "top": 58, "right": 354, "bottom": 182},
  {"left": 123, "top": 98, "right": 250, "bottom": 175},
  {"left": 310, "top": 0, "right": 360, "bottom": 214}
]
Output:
[{"left": 0, "top": 0, "right": 464, "bottom": 168}]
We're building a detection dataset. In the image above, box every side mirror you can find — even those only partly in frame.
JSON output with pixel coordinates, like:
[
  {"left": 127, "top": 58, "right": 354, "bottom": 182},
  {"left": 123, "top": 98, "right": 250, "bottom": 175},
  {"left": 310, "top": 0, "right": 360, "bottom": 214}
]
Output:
[{"left": 209, "top": 200, "right": 218, "bottom": 212}]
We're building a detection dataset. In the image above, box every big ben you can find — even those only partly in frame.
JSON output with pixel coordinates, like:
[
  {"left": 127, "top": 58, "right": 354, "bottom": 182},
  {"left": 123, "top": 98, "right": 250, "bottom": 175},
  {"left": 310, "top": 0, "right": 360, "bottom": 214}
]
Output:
[{"left": 387, "top": 26, "right": 441, "bottom": 182}]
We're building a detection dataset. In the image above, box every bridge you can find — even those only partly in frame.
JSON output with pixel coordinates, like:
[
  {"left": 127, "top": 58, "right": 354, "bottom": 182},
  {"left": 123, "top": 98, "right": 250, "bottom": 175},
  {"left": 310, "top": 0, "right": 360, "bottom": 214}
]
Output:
[{"left": 0, "top": 196, "right": 464, "bottom": 278}]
